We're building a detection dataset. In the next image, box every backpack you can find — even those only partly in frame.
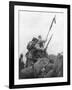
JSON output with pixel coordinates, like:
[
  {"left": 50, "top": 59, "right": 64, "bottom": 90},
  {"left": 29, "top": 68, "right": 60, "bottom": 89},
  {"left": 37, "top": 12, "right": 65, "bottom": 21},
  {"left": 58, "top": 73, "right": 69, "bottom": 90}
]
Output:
[{"left": 27, "top": 37, "right": 38, "bottom": 51}]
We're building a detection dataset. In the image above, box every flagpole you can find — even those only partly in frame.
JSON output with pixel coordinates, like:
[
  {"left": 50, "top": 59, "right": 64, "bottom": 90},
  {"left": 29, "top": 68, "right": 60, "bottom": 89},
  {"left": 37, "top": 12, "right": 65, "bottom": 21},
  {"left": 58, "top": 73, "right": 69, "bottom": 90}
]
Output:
[
  {"left": 45, "top": 34, "right": 53, "bottom": 51},
  {"left": 45, "top": 15, "right": 56, "bottom": 41}
]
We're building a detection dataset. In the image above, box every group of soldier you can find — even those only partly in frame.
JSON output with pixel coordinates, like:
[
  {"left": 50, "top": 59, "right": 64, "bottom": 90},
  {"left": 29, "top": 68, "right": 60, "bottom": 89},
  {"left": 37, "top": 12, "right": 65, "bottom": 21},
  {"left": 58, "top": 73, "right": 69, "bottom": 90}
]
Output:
[
  {"left": 19, "top": 15, "right": 56, "bottom": 70},
  {"left": 25, "top": 35, "right": 48, "bottom": 67},
  {"left": 19, "top": 35, "right": 48, "bottom": 72}
]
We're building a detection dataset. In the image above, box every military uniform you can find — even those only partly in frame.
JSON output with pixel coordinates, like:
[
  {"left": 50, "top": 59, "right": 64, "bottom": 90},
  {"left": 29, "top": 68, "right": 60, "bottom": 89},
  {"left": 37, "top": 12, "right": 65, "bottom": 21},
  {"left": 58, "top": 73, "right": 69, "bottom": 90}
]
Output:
[
  {"left": 34, "top": 37, "right": 47, "bottom": 58},
  {"left": 26, "top": 36, "right": 47, "bottom": 67},
  {"left": 25, "top": 37, "right": 39, "bottom": 66}
]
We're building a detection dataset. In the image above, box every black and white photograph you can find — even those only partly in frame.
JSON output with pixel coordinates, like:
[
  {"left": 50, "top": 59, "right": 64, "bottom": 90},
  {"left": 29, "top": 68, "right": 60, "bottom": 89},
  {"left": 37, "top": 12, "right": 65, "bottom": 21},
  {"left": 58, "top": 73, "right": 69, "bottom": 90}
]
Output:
[
  {"left": 19, "top": 11, "right": 63, "bottom": 79},
  {"left": 9, "top": 1, "right": 70, "bottom": 88}
]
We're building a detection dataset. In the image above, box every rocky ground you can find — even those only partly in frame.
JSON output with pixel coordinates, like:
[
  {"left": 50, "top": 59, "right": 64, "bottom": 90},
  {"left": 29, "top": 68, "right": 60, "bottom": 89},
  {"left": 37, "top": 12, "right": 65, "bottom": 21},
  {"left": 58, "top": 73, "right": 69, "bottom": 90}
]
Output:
[{"left": 19, "top": 54, "right": 63, "bottom": 79}]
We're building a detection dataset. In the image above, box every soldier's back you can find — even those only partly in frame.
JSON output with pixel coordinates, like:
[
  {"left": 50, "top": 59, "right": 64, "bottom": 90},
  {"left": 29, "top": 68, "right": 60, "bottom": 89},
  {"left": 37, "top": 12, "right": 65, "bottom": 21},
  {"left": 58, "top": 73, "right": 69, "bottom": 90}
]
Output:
[{"left": 27, "top": 37, "right": 38, "bottom": 51}]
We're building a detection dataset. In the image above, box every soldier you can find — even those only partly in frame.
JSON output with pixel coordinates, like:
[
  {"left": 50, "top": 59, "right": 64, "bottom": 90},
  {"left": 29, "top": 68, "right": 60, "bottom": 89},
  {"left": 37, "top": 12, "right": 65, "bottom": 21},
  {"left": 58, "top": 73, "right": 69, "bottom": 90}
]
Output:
[
  {"left": 33, "top": 35, "right": 48, "bottom": 58},
  {"left": 19, "top": 54, "right": 24, "bottom": 78},
  {"left": 35, "top": 35, "right": 47, "bottom": 51},
  {"left": 25, "top": 37, "right": 39, "bottom": 66},
  {"left": 26, "top": 35, "right": 47, "bottom": 66},
  {"left": 27, "top": 37, "right": 38, "bottom": 51}
]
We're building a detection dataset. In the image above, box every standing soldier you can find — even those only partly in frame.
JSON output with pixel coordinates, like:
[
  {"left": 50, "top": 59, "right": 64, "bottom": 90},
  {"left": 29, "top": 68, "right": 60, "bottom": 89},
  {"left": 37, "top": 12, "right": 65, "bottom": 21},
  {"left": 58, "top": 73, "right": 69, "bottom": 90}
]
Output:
[
  {"left": 25, "top": 37, "right": 39, "bottom": 66},
  {"left": 34, "top": 35, "right": 47, "bottom": 58},
  {"left": 19, "top": 54, "right": 24, "bottom": 78}
]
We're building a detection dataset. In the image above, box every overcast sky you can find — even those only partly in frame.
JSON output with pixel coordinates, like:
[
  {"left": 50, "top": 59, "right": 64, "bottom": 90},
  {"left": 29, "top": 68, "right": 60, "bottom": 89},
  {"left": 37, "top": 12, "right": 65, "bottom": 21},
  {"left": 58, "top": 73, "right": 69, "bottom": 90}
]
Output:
[{"left": 18, "top": 10, "right": 64, "bottom": 61}]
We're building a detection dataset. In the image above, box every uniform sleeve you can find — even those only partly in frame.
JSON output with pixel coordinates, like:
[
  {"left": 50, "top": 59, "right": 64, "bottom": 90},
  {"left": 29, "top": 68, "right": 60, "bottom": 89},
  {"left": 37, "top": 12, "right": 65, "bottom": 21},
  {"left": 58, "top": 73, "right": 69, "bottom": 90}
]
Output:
[{"left": 35, "top": 43, "right": 40, "bottom": 49}]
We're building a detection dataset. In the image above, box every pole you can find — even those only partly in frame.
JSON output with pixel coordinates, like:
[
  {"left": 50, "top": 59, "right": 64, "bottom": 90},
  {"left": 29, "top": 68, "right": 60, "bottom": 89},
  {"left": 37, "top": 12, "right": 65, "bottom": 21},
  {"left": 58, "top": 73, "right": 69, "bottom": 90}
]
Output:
[
  {"left": 45, "top": 15, "right": 56, "bottom": 41},
  {"left": 45, "top": 34, "right": 53, "bottom": 51}
]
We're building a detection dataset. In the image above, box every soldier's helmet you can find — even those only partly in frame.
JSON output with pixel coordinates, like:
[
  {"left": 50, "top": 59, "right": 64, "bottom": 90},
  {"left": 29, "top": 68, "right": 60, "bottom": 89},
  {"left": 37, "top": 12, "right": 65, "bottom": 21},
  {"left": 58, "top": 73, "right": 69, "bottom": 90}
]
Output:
[
  {"left": 32, "top": 37, "right": 38, "bottom": 42},
  {"left": 38, "top": 35, "right": 42, "bottom": 40},
  {"left": 20, "top": 54, "right": 23, "bottom": 59}
]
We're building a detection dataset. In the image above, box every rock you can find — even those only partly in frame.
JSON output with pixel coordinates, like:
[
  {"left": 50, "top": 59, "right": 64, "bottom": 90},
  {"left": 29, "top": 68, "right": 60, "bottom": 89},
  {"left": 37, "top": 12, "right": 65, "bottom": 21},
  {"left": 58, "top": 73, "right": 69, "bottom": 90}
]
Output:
[
  {"left": 34, "top": 58, "right": 49, "bottom": 75},
  {"left": 20, "top": 66, "right": 34, "bottom": 79},
  {"left": 19, "top": 49, "right": 63, "bottom": 79}
]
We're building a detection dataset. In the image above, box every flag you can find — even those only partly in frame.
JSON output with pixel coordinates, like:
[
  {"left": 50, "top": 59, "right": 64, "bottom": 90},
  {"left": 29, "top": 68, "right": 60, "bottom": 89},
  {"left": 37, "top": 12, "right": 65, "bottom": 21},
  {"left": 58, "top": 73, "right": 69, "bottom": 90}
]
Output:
[{"left": 49, "top": 15, "right": 56, "bottom": 31}]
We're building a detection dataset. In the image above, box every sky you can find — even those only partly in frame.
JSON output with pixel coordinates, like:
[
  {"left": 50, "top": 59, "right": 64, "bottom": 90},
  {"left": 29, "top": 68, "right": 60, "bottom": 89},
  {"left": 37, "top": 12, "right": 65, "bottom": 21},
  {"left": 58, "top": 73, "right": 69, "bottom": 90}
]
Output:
[{"left": 18, "top": 10, "right": 64, "bottom": 62}]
